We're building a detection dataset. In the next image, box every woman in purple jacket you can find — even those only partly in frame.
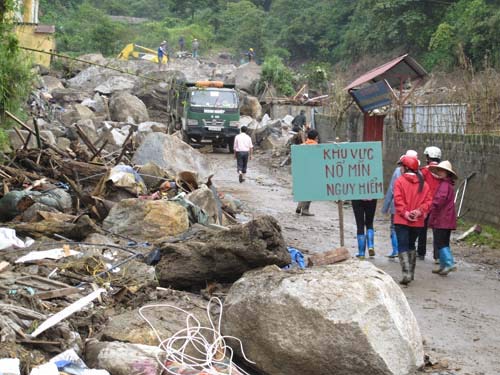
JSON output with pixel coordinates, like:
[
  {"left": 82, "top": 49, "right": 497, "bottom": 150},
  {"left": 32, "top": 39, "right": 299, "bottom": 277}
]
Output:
[{"left": 427, "top": 161, "right": 458, "bottom": 275}]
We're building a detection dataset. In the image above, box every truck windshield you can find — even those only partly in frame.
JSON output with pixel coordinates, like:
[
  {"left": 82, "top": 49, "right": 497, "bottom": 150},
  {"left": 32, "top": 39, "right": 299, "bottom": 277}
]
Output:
[{"left": 190, "top": 90, "right": 238, "bottom": 109}]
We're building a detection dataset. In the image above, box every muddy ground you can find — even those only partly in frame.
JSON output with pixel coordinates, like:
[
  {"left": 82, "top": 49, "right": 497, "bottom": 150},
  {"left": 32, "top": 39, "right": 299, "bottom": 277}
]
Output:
[{"left": 208, "top": 150, "right": 500, "bottom": 375}]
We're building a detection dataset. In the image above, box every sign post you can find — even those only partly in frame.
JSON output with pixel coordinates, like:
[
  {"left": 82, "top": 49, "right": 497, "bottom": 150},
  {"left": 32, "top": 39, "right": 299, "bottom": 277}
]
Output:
[{"left": 291, "top": 142, "right": 384, "bottom": 247}]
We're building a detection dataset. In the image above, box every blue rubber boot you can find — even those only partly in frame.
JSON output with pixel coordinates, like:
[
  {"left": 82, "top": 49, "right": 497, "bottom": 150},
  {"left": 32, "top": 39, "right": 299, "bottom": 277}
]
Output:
[
  {"left": 367, "top": 229, "right": 375, "bottom": 257},
  {"left": 439, "top": 247, "right": 457, "bottom": 276},
  {"left": 356, "top": 234, "right": 366, "bottom": 260},
  {"left": 388, "top": 230, "right": 399, "bottom": 258}
]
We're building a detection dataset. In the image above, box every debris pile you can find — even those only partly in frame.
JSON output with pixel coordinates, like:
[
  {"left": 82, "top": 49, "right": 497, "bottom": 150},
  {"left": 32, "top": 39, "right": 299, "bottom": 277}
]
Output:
[{"left": 1, "top": 54, "right": 422, "bottom": 375}]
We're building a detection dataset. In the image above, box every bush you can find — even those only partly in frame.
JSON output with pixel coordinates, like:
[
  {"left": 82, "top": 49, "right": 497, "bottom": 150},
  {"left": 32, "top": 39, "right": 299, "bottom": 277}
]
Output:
[
  {"left": 260, "top": 55, "right": 295, "bottom": 96},
  {"left": 0, "top": 10, "right": 35, "bottom": 127}
]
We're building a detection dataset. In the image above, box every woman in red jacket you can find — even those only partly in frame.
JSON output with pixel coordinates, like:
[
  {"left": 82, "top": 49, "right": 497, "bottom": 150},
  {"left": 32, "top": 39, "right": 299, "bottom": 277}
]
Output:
[
  {"left": 427, "top": 161, "right": 458, "bottom": 275},
  {"left": 393, "top": 156, "right": 433, "bottom": 285}
]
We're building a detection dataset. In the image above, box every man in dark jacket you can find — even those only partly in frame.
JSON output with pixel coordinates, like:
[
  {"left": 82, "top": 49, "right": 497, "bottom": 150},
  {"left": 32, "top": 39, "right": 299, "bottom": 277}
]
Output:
[{"left": 291, "top": 110, "right": 307, "bottom": 132}]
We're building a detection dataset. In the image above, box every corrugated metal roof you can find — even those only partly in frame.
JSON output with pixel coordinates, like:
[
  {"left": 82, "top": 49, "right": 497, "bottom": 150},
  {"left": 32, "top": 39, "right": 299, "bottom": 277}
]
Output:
[{"left": 346, "top": 54, "right": 427, "bottom": 90}]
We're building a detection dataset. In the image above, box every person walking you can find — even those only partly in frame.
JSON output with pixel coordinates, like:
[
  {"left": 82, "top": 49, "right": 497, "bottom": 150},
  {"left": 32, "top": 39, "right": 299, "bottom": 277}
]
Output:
[
  {"left": 157, "top": 41, "right": 167, "bottom": 70},
  {"left": 192, "top": 38, "right": 200, "bottom": 58},
  {"left": 417, "top": 146, "right": 442, "bottom": 261},
  {"left": 353, "top": 198, "right": 377, "bottom": 259},
  {"left": 394, "top": 155, "right": 432, "bottom": 285},
  {"left": 381, "top": 150, "right": 419, "bottom": 258},
  {"left": 295, "top": 129, "right": 319, "bottom": 216},
  {"left": 233, "top": 126, "right": 253, "bottom": 183},
  {"left": 427, "top": 161, "right": 458, "bottom": 276}
]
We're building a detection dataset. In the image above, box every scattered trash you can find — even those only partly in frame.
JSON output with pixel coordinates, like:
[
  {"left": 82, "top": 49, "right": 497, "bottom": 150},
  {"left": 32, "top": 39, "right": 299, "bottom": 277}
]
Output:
[
  {"left": 0, "top": 358, "right": 20, "bottom": 375},
  {"left": 15, "top": 248, "right": 81, "bottom": 263},
  {"left": 0, "top": 228, "right": 34, "bottom": 250},
  {"left": 283, "top": 246, "right": 306, "bottom": 269},
  {"left": 30, "top": 288, "right": 106, "bottom": 338}
]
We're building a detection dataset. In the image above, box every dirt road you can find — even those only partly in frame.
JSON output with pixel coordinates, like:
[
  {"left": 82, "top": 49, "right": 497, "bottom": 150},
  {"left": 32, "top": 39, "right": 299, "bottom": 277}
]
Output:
[{"left": 209, "top": 151, "right": 500, "bottom": 375}]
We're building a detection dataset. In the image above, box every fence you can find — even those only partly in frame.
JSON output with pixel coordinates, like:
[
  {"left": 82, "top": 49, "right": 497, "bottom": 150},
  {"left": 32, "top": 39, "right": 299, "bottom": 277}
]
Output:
[{"left": 402, "top": 104, "right": 467, "bottom": 134}]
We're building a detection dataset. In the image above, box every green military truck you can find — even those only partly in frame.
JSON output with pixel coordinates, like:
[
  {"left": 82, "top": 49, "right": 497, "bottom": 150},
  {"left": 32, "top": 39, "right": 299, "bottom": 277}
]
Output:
[{"left": 167, "top": 80, "right": 241, "bottom": 151}]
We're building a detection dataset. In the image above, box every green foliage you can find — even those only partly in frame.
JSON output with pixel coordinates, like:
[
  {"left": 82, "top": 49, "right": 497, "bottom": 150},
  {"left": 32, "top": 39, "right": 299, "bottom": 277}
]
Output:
[
  {"left": 425, "top": 23, "right": 457, "bottom": 70},
  {"left": 38, "top": 0, "right": 500, "bottom": 70},
  {"left": 47, "top": 3, "right": 126, "bottom": 55},
  {"left": 260, "top": 55, "right": 295, "bottom": 96},
  {"left": 217, "top": 1, "right": 266, "bottom": 57},
  {"left": 459, "top": 222, "right": 500, "bottom": 250},
  {"left": 300, "top": 62, "right": 330, "bottom": 92},
  {"left": 0, "top": 0, "right": 34, "bottom": 150},
  {"left": 0, "top": 128, "right": 8, "bottom": 152}
]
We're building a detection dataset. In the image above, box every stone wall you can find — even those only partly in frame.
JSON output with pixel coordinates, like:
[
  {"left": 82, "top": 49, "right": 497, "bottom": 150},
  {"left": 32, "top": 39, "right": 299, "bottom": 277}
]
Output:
[{"left": 384, "top": 127, "right": 500, "bottom": 228}]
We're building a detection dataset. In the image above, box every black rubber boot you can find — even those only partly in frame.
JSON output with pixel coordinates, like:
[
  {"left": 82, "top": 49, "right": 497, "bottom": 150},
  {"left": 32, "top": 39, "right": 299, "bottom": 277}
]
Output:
[
  {"left": 398, "top": 252, "right": 411, "bottom": 285},
  {"left": 409, "top": 250, "right": 417, "bottom": 281}
]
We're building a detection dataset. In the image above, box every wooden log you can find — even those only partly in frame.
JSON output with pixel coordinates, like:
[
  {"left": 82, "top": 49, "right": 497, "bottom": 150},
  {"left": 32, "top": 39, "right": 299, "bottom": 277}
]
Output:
[
  {"left": 75, "top": 124, "right": 99, "bottom": 155},
  {"left": 56, "top": 158, "right": 107, "bottom": 183},
  {"left": 5, "top": 110, "right": 71, "bottom": 158},
  {"left": 0, "top": 164, "right": 49, "bottom": 181},
  {"left": 36, "top": 287, "right": 82, "bottom": 300},
  {"left": 114, "top": 128, "right": 134, "bottom": 166},
  {"left": 6, "top": 215, "right": 101, "bottom": 241},
  {"left": 90, "top": 139, "right": 108, "bottom": 161}
]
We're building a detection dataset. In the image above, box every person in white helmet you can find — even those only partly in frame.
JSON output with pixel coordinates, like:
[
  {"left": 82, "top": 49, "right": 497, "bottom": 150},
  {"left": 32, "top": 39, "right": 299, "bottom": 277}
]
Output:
[{"left": 417, "top": 146, "right": 442, "bottom": 267}]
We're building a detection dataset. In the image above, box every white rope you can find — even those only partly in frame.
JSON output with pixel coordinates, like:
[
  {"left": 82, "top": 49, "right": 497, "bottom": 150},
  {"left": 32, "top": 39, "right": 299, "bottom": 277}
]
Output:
[{"left": 138, "top": 297, "right": 255, "bottom": 375}]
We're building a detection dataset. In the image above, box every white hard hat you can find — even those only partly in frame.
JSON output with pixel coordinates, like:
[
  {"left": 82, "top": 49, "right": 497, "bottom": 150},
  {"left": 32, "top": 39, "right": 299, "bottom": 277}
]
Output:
[{"left": 424, "top": 146, "right": 442, "bottom": 159}]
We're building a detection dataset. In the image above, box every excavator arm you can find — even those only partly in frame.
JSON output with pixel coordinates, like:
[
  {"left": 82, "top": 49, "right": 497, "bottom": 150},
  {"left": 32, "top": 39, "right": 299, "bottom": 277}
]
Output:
[{"left": 117, "top": 43, "right": 168, "bottom": 64}]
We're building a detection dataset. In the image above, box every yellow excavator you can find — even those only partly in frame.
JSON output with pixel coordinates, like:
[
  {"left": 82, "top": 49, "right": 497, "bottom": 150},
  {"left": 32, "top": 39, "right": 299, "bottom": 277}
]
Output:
[{"left": 117, "top": 44, "right": 168, "bottom": 64}]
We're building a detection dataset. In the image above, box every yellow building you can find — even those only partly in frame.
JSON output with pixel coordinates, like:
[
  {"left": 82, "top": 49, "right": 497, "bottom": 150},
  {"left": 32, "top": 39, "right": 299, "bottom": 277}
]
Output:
[{"left": 13, "top": 0, "right": 55, "bottom": 68}]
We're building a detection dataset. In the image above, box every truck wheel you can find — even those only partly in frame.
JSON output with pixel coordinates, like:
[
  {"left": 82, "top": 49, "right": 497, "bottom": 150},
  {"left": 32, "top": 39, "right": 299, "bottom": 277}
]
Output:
[
  {"left": 182, "top": 130, "right": 190, "bottom": 144},
  {"left": 228, "top": 137, "right": 235, "bottom": 153}
]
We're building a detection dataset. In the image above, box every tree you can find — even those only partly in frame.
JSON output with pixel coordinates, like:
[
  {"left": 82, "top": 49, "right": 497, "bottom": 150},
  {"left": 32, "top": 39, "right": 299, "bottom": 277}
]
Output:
[
  {"left": 0, "top": 0, "right": 34, "bottom": 149},
  {"left": 218, "top": 1, "right": 266, "bottom": 56}
]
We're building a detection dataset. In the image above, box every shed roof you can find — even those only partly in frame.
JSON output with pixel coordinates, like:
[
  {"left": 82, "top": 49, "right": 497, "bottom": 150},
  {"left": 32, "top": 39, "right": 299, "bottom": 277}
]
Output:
[{"left": 345, "top": 54, "right": 427, "bottom": 91}]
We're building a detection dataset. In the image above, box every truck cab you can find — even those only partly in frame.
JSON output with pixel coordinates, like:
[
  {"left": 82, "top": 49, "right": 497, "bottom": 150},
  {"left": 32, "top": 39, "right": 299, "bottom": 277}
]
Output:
[{"left": 176, "top": 81, "right": 240, "bottom": 151}]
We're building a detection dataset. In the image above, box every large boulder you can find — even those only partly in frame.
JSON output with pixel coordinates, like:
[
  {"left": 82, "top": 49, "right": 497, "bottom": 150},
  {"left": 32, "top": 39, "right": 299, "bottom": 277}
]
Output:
[
  {"left": 132, "top": 133, "right": 214, "bottom": 183},
  {"left": 85, "top": 340, "right": 164, "bottom": 375},
  {"left": 156, "top": 216, "right": 290, "bottom": 289},
  {"left": 59, "top": 53, "right": 108, "bottom": 76},
  {"left": 239, "top": 94, "right": 262, "bottom": 120},
  {"left": 42, "top": 76, "right": 64, "bottom": 93},
  {"left": 231, "top": 61, "right": 262, "bottom": 93},
  {"left": 7, "top": 129, "right": 37, "bottom": 150},
  {"left": 186, "top": 185, "right": 219, "bottom": 224},
  {"left": 222, "top": 261, "right": 424, "bottom": 375},
  {"left": 100, "top": 292, "right": 210, "bottom": 346},
  {"left": 51, "top": 88, "right": 89, "bottom": 103},
  {"left": 109, "top": 92, "right": 149, "bottom": 123},
  {"left": 74, "top": 119, "right": 98, "bottom": 143},
  {"left": 133, "top": 70, "right": 186, "bottom": 112},
  {"left": 135, "top": 121, "right": 169, "bottom": 145},
  {"left": 60, "top": 104, "right": 95, "bottom": 126},
  {"left": 102, "top": 199, "right": 189, "bottom": 242},
  {"left": 95, "top": 75, "right": 137, "bottom": 95}
]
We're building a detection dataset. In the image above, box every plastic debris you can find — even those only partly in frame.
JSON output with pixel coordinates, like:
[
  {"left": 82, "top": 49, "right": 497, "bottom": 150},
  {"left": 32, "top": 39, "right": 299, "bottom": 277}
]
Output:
[{"left": 0, "top": 228, "right": 34, "bottom": 250}]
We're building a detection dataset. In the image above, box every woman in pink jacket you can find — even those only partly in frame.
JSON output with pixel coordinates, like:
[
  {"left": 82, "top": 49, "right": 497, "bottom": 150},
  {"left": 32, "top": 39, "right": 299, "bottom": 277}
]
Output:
[
  {"left": 393, "top": 155, "right": 432, "bottom": 285},
  {"left": 427, "top": 161, "right": 458, "bottom": 276}
]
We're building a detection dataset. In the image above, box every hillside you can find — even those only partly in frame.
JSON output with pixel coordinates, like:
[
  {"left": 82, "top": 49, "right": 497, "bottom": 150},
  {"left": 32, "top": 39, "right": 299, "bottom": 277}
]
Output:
[{"left": 39, "top": 0, "right": 500, "bottom": 72}]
